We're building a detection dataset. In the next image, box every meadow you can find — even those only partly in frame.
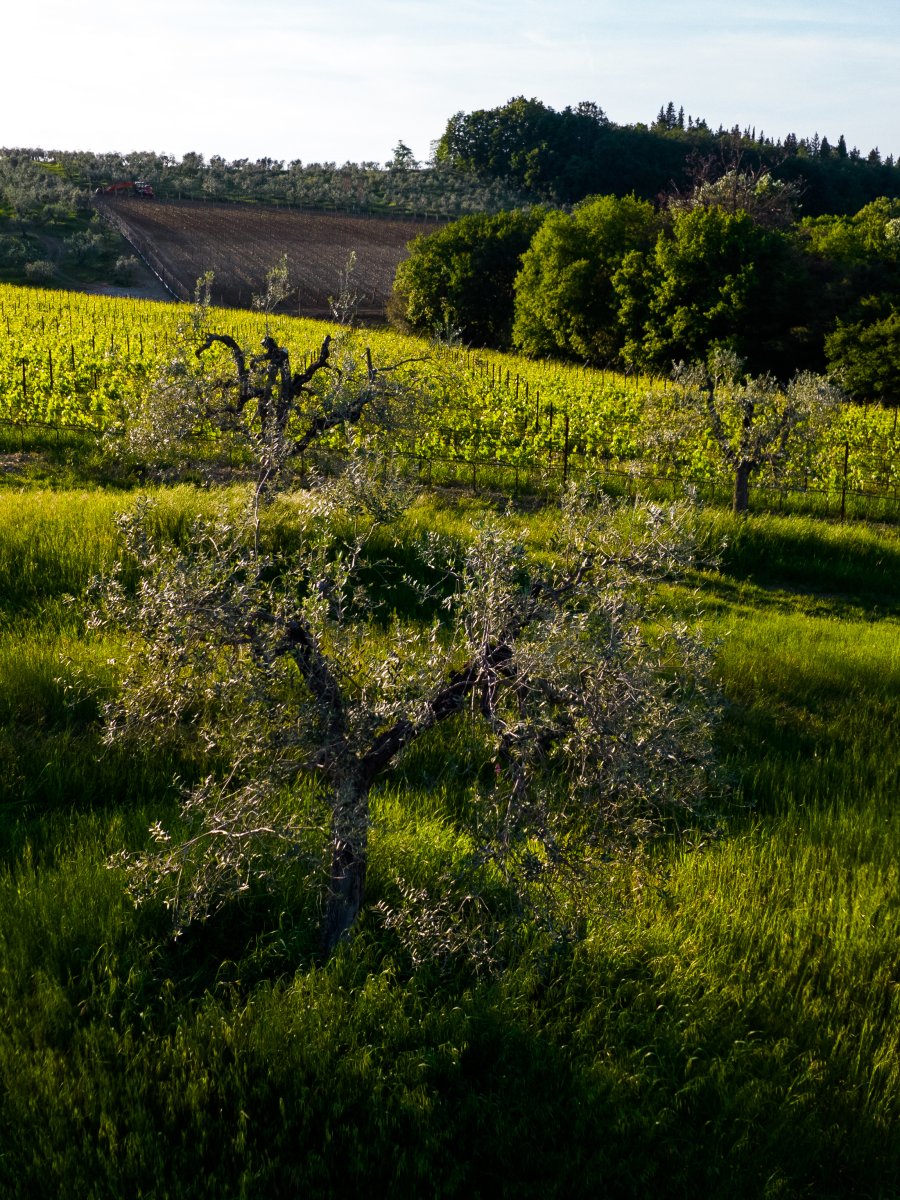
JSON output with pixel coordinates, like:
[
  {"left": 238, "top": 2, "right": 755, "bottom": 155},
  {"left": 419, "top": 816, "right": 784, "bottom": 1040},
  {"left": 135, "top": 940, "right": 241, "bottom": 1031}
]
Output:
[{"left": 0, "top": 290, "right": 898, "bottom": 1197}]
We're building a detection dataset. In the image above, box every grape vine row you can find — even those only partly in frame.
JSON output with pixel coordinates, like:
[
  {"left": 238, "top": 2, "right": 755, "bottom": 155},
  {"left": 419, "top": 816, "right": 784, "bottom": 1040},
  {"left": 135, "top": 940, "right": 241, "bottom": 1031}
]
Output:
[{"left": 1, "top": 284, "right": 897, "bottom": 510}]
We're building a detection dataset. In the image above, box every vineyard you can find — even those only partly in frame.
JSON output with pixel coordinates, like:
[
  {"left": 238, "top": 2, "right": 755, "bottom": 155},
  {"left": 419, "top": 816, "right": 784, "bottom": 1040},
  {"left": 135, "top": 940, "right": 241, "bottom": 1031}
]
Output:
[
  {"left": 1, "top": 282, "right": 898, "bottom": 516},
  {"left": 2, "top": 277, "right": 900, "bottom": 1197},
  {"left": 94, "top": 198, "right": 442, "bottom": 315}
]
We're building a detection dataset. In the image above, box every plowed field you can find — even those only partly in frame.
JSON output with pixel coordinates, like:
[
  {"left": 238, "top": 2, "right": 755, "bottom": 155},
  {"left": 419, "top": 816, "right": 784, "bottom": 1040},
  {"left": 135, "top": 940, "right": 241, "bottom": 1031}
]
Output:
[{"left": 96, "top": 198, "right": 442, "bottom": 317}]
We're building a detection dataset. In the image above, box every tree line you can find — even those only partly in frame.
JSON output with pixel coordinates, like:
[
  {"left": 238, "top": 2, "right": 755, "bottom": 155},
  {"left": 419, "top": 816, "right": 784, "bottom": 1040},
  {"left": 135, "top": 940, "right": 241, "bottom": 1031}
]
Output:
[
  {"left": 4, "top": 92, "right": 899, "bottom": 225},
  {"left": 0, "top": 146, "right": 530, "bottom": 221},
  {"left": 390, "top": 185, "right": 900, "bottom": 405},
  {"left": 435, "top": 96, "right": 900, "bottom": 217}
]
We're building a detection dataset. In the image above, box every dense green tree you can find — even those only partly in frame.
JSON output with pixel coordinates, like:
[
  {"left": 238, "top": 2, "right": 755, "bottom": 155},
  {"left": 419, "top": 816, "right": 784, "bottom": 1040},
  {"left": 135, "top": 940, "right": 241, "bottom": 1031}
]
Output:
[
  {"left": 435, "top": 98, "right": 900, "bottom": 216},
  {"left": 390, "top": 208, "right": 546, "bottom": 347},
  {"left": 614, "top": 207, "right": 811, "bottom": 374},
  {"left": 772, "top": 151, "right": 900, "bottom": 218},
  {"left": 437, "top": 98, "right": 704, "bottom": 205},
  {"left": 800, "top": 197, "right": 900, "bottom": 267},
  {"left": 796, "top": 198, "right": 900, "bottom": 362},
  {"left": 825, "top": 298, "right": 900, "bottom": 406},
  {"left": 436, "top": 97, "right": 612, "bottom": 202},
  {"left": 512, "top": 194, "right": 659, "bottom": 362},
  {"left": 389, "top": 141, "right": 419, "bottom": 170}
]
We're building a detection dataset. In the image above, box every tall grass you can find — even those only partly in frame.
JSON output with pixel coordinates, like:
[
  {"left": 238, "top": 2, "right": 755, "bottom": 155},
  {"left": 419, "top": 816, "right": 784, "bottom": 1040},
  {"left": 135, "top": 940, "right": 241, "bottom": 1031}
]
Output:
[{"left": 0, "top": 490, "right": 898, "bottom": 1197}]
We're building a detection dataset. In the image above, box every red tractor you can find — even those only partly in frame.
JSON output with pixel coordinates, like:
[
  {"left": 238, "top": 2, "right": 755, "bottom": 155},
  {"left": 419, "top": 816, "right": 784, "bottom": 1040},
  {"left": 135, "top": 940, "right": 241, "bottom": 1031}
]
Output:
[{"left": 96, "top": 180, "right": 155, "bottom": 198}]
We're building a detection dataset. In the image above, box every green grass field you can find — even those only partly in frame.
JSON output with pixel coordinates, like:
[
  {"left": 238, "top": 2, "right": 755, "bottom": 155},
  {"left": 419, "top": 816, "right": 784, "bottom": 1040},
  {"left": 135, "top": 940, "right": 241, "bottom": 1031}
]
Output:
[{"left": 0, "top": 469, "right": 898, "bottom": 1197}]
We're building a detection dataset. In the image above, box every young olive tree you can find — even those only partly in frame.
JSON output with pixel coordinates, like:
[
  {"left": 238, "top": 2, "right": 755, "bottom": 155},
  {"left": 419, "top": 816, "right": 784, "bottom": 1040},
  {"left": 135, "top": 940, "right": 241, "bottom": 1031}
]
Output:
[
  {"left": 116, "top": 266, "right": 427, "bottom": 486},
  {"left": 664, "top": 352, "right": 844, "bottom": 513},
  {"left": 102, "top": 486, "right": 719, "bottom": 960}
]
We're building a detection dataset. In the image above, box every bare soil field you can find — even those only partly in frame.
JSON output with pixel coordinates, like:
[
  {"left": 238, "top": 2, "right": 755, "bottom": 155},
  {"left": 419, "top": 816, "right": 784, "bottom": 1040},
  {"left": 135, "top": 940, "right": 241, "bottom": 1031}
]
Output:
[{"left": 95, "top": 198, "right": 442, "bottom": 316}]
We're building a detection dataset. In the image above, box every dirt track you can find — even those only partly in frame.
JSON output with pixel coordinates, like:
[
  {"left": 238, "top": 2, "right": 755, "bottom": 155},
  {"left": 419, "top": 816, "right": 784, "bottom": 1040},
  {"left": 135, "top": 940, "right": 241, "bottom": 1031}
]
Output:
[{"left": 95, "top": 199, "right": 442, "bottom": 315}]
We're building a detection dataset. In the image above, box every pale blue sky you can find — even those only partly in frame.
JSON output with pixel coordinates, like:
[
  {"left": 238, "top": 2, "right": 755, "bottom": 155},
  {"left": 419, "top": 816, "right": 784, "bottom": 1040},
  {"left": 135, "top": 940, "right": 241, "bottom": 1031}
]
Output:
[{"left": 4, "top": 0, "right": 898, "bottom": 164}]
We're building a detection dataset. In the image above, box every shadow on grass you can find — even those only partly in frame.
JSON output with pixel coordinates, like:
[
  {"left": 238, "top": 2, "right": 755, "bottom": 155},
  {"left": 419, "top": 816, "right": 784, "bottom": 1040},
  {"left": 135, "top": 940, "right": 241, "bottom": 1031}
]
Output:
[{"left": 706, "top": 511, "right": 900, "bottom": 616}]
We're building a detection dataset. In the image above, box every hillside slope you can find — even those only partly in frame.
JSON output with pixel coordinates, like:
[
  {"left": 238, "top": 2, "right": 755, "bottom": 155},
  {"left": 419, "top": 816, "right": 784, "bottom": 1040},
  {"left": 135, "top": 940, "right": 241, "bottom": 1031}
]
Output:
[{"left": 97, "top": 198, "right": 442, "bottom": 315}]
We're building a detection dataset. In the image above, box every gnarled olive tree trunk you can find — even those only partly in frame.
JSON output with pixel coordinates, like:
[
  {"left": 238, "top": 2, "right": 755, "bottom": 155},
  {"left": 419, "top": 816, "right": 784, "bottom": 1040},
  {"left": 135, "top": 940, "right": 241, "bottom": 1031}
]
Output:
[
  {"left": 321, "top": 775, "right": 370, "bottom": 953},
  {"left": 732, "top": 459, "right": 753, "bottom": 514}
]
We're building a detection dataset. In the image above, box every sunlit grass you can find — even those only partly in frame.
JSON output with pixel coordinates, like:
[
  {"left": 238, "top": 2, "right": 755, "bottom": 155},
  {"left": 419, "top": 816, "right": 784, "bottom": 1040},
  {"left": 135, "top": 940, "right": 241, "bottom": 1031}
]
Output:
[{"left": 0, "top": 486, "right": 898, "bottom": 1196}]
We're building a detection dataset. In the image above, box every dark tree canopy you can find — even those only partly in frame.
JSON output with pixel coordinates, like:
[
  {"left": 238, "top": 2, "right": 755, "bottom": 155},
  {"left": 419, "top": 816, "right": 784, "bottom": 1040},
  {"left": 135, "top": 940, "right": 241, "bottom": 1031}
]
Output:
[
  {"left": 388, "top": 180, "right": 899, "bottom": 387},
  {"left": 614, "top": 207, "right": 812, "bottom": 375},
  {"left": 436, "top": 97, "right": 685, "bottom": 205},
  {"left": 390, "top": 208, "right": 547, "bottom": 348},
  {"left": 434, "top": 97, "right": 900, "bottom": 215},
  {"left": 826, "top": 299, "right": 900, "bottom": 406}
]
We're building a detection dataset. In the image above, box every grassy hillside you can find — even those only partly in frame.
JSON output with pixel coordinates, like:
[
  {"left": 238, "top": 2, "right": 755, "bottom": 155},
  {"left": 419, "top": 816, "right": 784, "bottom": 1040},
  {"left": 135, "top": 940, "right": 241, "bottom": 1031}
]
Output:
[
  {"left": 1, "top": 285, "right": 897, "bottom": 518},
  {"left": 0, "top": 470, "right": 897, "bottom": 1196}
]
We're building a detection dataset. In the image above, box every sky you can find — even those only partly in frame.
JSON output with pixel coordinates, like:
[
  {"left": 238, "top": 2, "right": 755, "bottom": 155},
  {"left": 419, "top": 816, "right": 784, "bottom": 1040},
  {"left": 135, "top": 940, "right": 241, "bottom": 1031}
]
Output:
[{"left": 3, "top": 0, "right": 899, "bottom": 165}]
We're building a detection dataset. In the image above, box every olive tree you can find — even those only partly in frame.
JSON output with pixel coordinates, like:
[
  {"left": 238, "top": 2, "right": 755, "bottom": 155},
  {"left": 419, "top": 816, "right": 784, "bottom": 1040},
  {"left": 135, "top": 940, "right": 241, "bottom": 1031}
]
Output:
[
  {"left": 664, "top": 352, "right": 844, "bottom": 513},
  {"left": 103, "top": 486, "right": 719, "bottom": 960},
  {"left": 116, "top": 270, "right": 428, "bottom": 487}
]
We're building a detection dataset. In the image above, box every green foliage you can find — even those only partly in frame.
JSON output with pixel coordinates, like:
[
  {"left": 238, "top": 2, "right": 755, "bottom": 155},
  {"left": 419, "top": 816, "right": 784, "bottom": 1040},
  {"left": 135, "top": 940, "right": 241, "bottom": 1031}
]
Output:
[
  {"left": 389, "top": 140, "right": 419, "bottom": 171},
  {"left": 1, "top": 283, "right": 897, "bottom": 514},
  {"left": 437, "top": 97, "right": 900, "bottom": 215},
  {"left": 5, "top": 107, "right": 900, "bottom": 240},
  {"left": 826, "top": 297, "right": 900, "bottom": 405},
  {"left": 3, "top": 144, "right": 530, "bottom": 220},
  {"left": 64, "top": 228, "right": 106, "bottom": 266},
  {"left": 0, "top": 233, "right": 29, "bottom": 267},
  {"left": 615, "top": 207, "right": 810, "bottom": 374},
  {"left": 390, "top": 209, "right": 546, "bottom": 348},
  {"left": 799, "top": 196, "right": 900, "bottom": 266},
  {"left": 512, "top": 194, "right": 659, "bottom": 362},
  {"left": 437, "top": 96, "right": 615, "bottom": 203},
  {"left": 797, "top": 199, "right": 900, "bottom": 358},
  {"left": 1, "top": 286, "right": 900, "bottom": 520},
  {"left": 14, "top": 223, "right": 900, "bottom": 1199}
]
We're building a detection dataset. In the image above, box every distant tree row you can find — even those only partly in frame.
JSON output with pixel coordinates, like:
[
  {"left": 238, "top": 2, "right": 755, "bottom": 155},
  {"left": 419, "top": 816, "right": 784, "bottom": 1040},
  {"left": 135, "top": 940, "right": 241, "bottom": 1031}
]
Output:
[
  {"left": 390, "top": 186, "right": 900, "bottom": 404},
  {"left": 5, "top": 91, "right": 899, "bottom": 224},
  {"left": 0, "top": 147, "right": 531, "bottom": 220}
]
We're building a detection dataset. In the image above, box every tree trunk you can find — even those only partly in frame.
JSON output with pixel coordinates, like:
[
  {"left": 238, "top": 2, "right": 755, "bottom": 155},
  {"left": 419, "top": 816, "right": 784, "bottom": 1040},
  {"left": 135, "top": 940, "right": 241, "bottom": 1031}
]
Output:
[
  {"left": 321, "top": 778, "right": 368, "bottom": 954},
  {"left": 733, "top": 461, "right": 752, "bottom": 514}
]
